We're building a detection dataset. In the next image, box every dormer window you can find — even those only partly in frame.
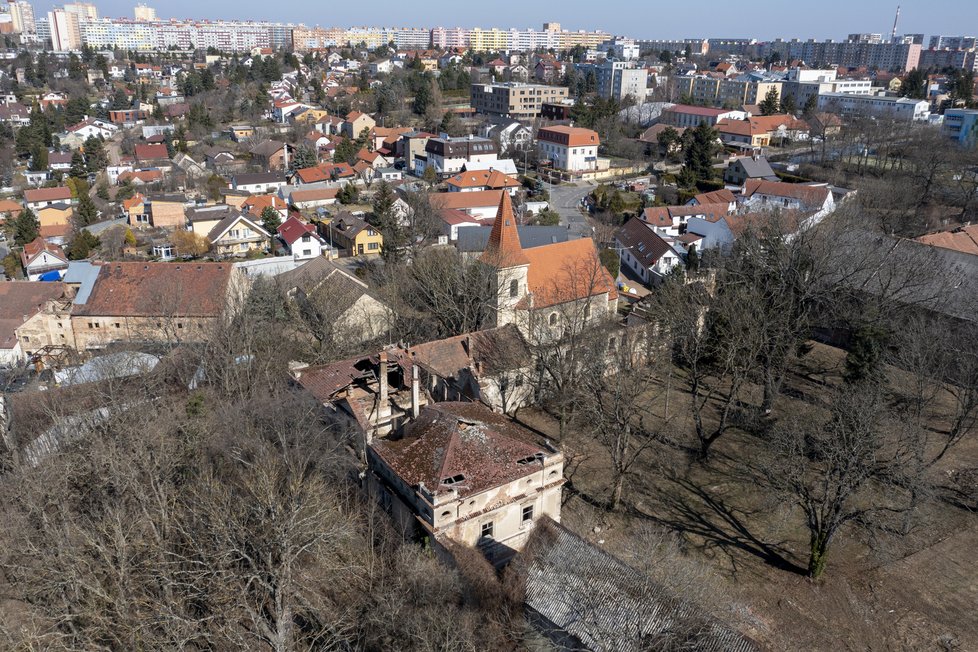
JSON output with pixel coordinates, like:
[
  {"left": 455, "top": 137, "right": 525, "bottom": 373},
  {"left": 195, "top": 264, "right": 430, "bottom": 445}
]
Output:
[
  {"left": 517, "top": 454, "right": 542, "bottom": 466},
  {"left": 441, "top": 474, "right": 465, "bottom": 486}
]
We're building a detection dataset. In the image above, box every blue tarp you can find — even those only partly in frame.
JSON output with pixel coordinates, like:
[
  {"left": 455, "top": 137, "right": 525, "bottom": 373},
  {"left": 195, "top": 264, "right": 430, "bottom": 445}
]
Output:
[{"left": 38, "top": 270, "right": 62, "bottom": 281}]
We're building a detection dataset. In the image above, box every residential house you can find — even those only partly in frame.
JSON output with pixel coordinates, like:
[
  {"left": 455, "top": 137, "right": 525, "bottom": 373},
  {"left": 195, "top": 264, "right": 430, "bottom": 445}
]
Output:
[
  {"left": 187, "top": 204, "right": 236, "bottom": 237},
  {"left": 123, "top": 193, "right": 150, "bottom": 227},
  {"left": 537, "top": 126, "right": 600, "bottom": 173},
  {"left": 20, "top": 237, "right": 69, "bottom": 281},
  {"left": 642, "top": 203, "right": 733, "bottom": 237},
  {"left": 740, "top": 179, "right": 835, "bottom": 221},
  {"left": 278, "top": 257, "right": 391, "bottom": 345},
  {"left": 37, "top": 203, "right": 74, "bottom": 239},
  {"left": 145, "top": 194, "right": 189, "bottom": 229},
  {"left": 0, "top": 282, "right": 71, "bottom": 366},
  {"left": 687, "top": 189, "right": 738, "bottom": 213},
  {"left": 23, "top": 186, "right": 72, "bottom": 212},
  {"left": 724, "top": 156, "right": 779, "bottom": 186},
  {"left": 446, "top": 169, "right": 521, "bottom": 195},
  {"left": 482, "top": 120, "right": 533, "bottom": 153},
  {"left": 430, "top": 190, "right": 505, "bottom": 220},
  {"left": 615, "top": 217, "right": 684, "bottom": 286},
  {"left": 47, "top": 151, "right": 73, "bottom": 172},
  {"left": 418, "top": 136, "right": 499, "bottom": 177},
  {"left": 250, "top": 140, "right": 295, "bottom": 170},
  {"left": 133, "top": 143, "right": 170, "bottom": 165},
  {"left": 287, "top": 186, "right": 339, "bottom": 210},
  {"left": 70, "top": 262, "right": 243, "bottom": 350},
  {"left": 277, "top": 215, "right": 326, "bottom": 260},
  {"left": 342, "top": 111, "right": 376, "bottom": 139},
  {"left": 328, "top": 214, "right": 383, "bottom": 257},
  {"left": 206, "top": 211, "right": 270, "bottom": 257},
  {"left": 108, "top": 109, "right": 148, "bottom": 127},
  {"left": 232, "top": 172, "right": 287, "bottom": 194}
]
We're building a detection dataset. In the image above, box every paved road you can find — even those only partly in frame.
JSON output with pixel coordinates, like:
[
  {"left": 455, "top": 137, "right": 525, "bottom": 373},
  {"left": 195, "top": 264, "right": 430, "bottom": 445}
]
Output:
[{"left": 547, "top": 182, "right": 596, "bottom": 237}]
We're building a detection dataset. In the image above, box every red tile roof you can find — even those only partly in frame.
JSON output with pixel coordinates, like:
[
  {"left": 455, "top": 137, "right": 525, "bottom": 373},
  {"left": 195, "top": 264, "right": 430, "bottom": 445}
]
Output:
[
  {"left": 134, "top": 143, "right": 169, "bottom": 161},
  {"left": 24, "top": 187, "right": 72, "bottom": 204},
  {"left": 276, "top": 215, "right": 317, "bottom": 245},
  {"left": 72, "top": 262, "right": 234, "bottom": 318},
  {"left": 370, "top": 402, "right": 548, "bottom": 499},
  {"left": 521, "top": 238, "right": 617, "bottom": 308},
  {"left": 0, "top": 282, "right": 66, "bottom": 351}
]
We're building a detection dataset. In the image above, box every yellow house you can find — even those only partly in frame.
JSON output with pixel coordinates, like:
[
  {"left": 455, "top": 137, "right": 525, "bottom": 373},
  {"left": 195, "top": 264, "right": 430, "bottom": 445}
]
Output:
[
  {"left": 294, "top": 108, "right": 329, "bottom": 125},
  {"left": 327, "top": 213, "right": 383, "bottom": 256},
  {"left": 123, "top": 193, "right": 150, "bottom": 228},
  {"left": 37, "top": 203, "right": 73, "bottom": 228}
]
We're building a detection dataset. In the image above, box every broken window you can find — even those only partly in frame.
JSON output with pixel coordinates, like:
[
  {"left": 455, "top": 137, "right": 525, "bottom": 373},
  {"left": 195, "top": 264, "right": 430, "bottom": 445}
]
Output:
[
  {"left": 441, "top": 474, "right": 465, "bottom": 486},
  {"left": 481, "top": 521, "right": 494, "bottom": 539},
  {"left": 517, "top": 454, "right": 542, "bottom": 466},
  {"left": 522, "top": 505, "right": 534, "bottom": 523}
]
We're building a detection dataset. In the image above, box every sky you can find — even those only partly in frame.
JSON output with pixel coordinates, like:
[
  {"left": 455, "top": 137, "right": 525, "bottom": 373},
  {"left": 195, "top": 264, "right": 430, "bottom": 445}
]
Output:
[{"left": 31, "top": 1, "right": 978, "bottom": 41}]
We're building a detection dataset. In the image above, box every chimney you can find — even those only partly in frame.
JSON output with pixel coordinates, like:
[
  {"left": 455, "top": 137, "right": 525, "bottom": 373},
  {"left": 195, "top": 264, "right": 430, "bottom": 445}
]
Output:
[
  {"left": 411, "top": 364, "right": 420, "bottom": 419},
  {"left": 378, "top": 351, "right": 389, "bottom": 406}
]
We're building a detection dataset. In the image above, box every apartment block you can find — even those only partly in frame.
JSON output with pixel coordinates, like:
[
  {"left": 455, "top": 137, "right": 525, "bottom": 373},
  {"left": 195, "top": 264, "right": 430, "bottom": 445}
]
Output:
[{"left": 471, "top": 82, "right": 569, "bottom": 119}]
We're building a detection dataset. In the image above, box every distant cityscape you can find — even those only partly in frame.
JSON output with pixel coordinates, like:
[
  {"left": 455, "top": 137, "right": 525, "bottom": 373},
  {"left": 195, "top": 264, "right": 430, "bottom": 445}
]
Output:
[{"left": 0, "top": 1, "right": 972, "bottom": 76}]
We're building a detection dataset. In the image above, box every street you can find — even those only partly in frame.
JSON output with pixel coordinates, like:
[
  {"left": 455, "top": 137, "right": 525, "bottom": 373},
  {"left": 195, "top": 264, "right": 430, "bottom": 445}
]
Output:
[{"left": 547, "top": 182, "right": 596, "bottom": 237}]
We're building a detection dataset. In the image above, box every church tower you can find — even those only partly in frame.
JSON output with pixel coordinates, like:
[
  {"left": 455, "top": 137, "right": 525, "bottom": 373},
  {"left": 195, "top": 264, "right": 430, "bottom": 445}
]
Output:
[{"left": 479, "top": 193, "right": 530, "bottom": 328}]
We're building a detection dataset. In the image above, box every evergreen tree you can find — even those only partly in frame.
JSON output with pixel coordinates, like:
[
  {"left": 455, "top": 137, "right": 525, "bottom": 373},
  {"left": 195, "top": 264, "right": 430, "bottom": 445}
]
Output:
[
  {"left": 338, "top": 183, "right": 360, "bottom": 205},
  {"left": 260, "top": 206, "right": 282, "bottom": 236},
  {"left": 371, "top": 181, "right": 395, "bottom": 224},
  {"left": 75, "top": 188, "right": 98, "bottom": 227},
  {"left": 902, "top": 68, "right": 927, "bottom": 99},
  {"left": 759, "top": 86, "right": 781, "bottom": 115},
  {"left": 29, "top": 145, "right": 47, "bottom": 172},
  {"left": 683, "top": 121, "right": 720, "bottom": 184},
  {"left": 291, "top": 145, "right": 317, "bottom": 172},
  {"left": 803, "top": 94, "right": 818, "bottom": 116},
  {"left": 779, "top": 93, "right": 798, "bottom": 115},
  {"left": 66, "top": 229, "right": 99, "bottom": 260},
  {"left": 69, "top": 151, "right": 87, "bottom": 179},
  {"left": 12, "top": 207, "right": 39, "bottom": 246}
]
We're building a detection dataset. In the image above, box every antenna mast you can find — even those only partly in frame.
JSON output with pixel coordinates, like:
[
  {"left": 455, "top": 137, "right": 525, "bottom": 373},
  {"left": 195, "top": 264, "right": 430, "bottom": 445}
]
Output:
[{"left": 891, "top": 5, "right": 901, "bottom": 42}]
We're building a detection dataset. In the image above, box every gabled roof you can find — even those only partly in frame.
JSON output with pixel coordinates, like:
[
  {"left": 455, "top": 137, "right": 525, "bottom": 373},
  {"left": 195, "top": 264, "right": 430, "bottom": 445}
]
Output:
[
  {"left": 24, "top": 186, "right": 72, "bottom": 204},
  {"left": 370, "top": 402, "right": 548, "bottom": 499},
  {"left": 523, "top": 520, "right": 760, "bottom": 652},
  {"left": 915, "top": 225, "right": 978, "bottom": 256},
  {"left": 521, "top": 238, "right": 617, "bottom": 308},
  {"left": 206, "top": 212, "right": 270, "bottom": 242},
  {"left": 430, "top": 189, "right": 505, "bottom": 211},
  {"left": 276, "top": 215, "right": 320, "bottom": 245},
  {"left": 615, "top": 218, "right": 681, "bottom": 268},
  {"left": 0, "top": 282, "right": 66, "bottom": 351},
  {"left": 692, "top": 188, "right": 737, "bottom": 206},
  {"left": 21, "top": 237, "right": 68, "bottom": 268},
  {"left": 134, "top": 143, "right": 169, "bottom": 161},
  {"left": 72, "top": 262, "right": 235, "bottom": 318},
  {"left": 446, "top": 169, "right": 520, "bottom": 191},
  {"left": 743, "top": 179, "right": 831, "bottom": 208}
]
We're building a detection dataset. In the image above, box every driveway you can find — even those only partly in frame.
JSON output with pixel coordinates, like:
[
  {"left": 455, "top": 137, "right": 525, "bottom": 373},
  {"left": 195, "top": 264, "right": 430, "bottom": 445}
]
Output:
[{"left": 547, "top": 182, "right": 597, "bottom": 237}]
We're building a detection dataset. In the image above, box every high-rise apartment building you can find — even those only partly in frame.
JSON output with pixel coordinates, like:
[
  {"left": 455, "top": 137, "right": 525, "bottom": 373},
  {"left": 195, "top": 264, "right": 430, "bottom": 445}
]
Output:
[
  {"left": 134, "top": 4, "right": 156, "bottom": 21},
  {"left": 62, "top": 2, "right": 97, "bottom": 21},
  {"left": 48, "top": 8, "right": 82, "bottom": 51},
  {"left": 7, "top": 0, "right": 35, "bottom": 34},
  {"left": 929, "top": 36, "right": 977, "bottom": 50},
  {"left": 595, "top": 60, "right": 647, "bottom": 101}
]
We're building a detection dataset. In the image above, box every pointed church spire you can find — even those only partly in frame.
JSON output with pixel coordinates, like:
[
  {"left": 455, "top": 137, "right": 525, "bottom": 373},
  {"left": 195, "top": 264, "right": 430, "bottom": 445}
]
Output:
[{"left": 479, "top": 192, "right": 529, "bottom": 268}]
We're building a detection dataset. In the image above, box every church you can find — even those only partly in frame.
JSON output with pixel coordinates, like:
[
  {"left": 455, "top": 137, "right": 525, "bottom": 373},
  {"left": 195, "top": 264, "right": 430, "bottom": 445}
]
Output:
[{"left": 479, "top": 193, "right": 618, "bottom": 340}]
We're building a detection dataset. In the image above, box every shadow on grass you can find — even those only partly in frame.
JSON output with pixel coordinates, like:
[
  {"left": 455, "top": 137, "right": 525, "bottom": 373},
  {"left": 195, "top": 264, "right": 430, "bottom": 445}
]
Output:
[{"left": 631, "top": 469, "right": 808, "bottom": 577}]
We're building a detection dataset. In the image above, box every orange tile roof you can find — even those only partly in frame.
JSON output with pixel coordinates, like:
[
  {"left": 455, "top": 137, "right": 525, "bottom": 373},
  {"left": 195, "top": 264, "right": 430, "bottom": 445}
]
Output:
[
  {"left": 479, "top": 193, "right": 529, "bottom": 267},
  {"left": 522, "top": 238, "right": 617, "bottom": 309},
  {"left": 430, "top": 189, "right": 505, "bottom": 211},
  {"left": 538, "top": 125, "right": 601, "bottom": 147},
  {"left": 916, "top": 225, "right": 978, "bottom": 256},
  {"left": 446, "top": 169, "right": 520, "bottom": 190}
]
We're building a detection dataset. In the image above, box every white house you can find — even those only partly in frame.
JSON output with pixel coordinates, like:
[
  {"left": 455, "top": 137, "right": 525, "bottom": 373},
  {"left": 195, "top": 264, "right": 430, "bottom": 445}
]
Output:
[
  {"left": 537, "top": 126, "right": 600, "bottom": 172},
  {"left": 277, "top": 215, "right": 327, "bottom": 261},
  {"left": 816, "top": 93, "right": 930, "bottom": 122},
  {"left": 740, "top": 179, "right": 836, "bottom": 229},
  {"left": 417, "top": 136, "right": 499, "bottom": 177},
  {"left": 615, "top": 218, "right": 684, "bottom": 286}
]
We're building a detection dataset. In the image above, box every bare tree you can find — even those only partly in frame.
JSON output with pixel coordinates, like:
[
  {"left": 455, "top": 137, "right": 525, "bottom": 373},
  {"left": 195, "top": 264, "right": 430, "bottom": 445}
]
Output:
[
  {"left": 759, "top": 384, "right": 907, "bottom": 579},
  {"left": 576, "top": 327, "right": 669, "bottom": 510}
]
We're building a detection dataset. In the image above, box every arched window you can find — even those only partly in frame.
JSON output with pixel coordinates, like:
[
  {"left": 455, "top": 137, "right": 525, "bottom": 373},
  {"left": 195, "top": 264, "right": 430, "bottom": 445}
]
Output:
[
  {"left": 549, "top": 312, "right": 559, "bottom": 327},
  {"left": 584, "top": 304, "right": 591, "bottom": 320},
  {"left": 509, "top": 278, "right": 519, "bottom": 298}
]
